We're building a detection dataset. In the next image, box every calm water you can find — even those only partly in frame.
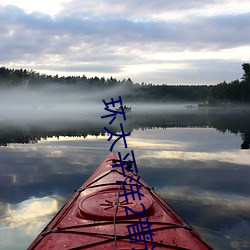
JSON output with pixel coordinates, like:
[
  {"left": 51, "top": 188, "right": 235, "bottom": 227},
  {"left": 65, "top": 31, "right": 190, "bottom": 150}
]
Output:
[{"left": 0, "top": 105, "right": 250, "bottom": 249}]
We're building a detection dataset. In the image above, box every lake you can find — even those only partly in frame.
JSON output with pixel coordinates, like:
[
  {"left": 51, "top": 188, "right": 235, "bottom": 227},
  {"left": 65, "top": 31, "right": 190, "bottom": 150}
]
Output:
[{"left": 0, "top": 104, "right": 250, "bottom": 249}]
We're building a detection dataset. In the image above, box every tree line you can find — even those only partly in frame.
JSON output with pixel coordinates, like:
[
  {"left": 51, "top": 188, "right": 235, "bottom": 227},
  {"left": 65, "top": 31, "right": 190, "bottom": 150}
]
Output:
[
  {"left": 208, "top": 63, "right": 250, "bottom": 105},
  {"left": 0, "top": 63, "right": 249, "bottom": 104}
]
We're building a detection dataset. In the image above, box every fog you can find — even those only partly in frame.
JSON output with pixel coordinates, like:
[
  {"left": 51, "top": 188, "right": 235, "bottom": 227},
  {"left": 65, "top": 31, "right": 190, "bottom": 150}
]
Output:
[
  {"left": 0, "top": 85, "right": 196, "bottom": 125},
  {"left": 0, "top": 85, "right": 123, "bottom": 123}
]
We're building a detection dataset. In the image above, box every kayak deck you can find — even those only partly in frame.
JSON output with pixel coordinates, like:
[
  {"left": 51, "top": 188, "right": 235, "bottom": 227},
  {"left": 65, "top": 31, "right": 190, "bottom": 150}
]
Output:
[{"left": 28, "top": 152, "right": 213, "bottom": 249}]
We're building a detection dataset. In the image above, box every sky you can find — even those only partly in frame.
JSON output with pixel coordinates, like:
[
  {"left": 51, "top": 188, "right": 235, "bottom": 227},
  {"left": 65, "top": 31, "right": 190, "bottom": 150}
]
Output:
[{"left": 0, "top": 0, "right": 250, "bottom": 85}]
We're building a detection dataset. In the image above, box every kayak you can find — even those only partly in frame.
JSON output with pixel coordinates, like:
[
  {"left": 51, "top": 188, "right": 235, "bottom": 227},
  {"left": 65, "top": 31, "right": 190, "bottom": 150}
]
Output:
[
  {"left": 28, "top": 152, "right": 213, "bottom": 249},
  {"left": 115, "top": 106, "right": 132, "bottom": 113}
]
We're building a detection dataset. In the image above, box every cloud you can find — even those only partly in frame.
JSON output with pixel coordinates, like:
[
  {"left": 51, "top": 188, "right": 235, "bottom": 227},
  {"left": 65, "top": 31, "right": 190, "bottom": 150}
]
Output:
[
  {"left": 0, "top": 1, "right": 250, "bottom": 84},
  {"left": 58, "top": 0, "right": 245, "bottom": 19},
  {"left": 3, "top": 4, "right": 248, "bottom": 48}
]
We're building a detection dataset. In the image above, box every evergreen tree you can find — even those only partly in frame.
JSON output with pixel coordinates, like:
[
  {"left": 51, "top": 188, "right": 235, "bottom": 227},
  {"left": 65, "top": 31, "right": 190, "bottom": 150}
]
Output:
[{"left": 242, "top": 63, "right": 250, "bottom": 83}]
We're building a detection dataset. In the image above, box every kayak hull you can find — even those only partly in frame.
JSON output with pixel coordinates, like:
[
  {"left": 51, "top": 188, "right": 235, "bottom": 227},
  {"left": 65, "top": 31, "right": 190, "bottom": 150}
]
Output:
[{"left": 28, "top": 152, "right": 213, "bottom": 249}]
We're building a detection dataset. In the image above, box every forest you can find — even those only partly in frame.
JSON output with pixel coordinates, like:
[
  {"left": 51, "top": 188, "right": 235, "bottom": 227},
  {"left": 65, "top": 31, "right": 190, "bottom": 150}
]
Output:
[{"left": 0, "top": 63, "right": 249, "bottom": 105}]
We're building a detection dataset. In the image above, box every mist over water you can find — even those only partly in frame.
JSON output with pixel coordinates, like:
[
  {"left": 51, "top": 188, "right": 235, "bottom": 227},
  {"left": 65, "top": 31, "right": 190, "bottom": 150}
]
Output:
[
  {"left": 0, "top": 85, "right": 101, "bottom": 122},
  {"left": 0, "top": 84, "right": 198, "bottom": 124}
]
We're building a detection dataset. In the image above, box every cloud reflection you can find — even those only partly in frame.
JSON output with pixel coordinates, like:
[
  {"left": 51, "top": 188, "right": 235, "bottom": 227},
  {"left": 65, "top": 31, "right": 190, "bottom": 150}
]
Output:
[
  {"left": 0, "top": 196, "right": 59, "bottom": 229},
  {"left": 0, "top": 196, "right": 62, "bottom": 249},
  {"left": 151, "top": 150, "right": 250, "bottom": 167},
  {"left": 157, "top": 186, "right": 250, "bottom": 216}
]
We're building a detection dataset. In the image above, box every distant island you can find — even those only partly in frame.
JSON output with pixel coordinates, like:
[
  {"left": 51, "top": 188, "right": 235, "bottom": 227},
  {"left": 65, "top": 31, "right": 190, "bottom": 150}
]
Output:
[{"left": 0, "top": 63, "right": 249, "bottom": 105}]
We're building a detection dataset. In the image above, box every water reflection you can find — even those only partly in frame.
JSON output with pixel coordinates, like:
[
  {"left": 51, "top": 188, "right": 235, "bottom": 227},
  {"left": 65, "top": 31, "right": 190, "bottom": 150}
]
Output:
[
  {"left": 0, "top": 108, "right": 250, "bottom": 249},
  {"left": 0, "top": 196, "right": 62, "bottom": 250},
  {"left": 0, "top": 108, "right": 250, "bottom": 149},
  {"left": 0, "top": 196, "right": 59, "bottom": 228}
]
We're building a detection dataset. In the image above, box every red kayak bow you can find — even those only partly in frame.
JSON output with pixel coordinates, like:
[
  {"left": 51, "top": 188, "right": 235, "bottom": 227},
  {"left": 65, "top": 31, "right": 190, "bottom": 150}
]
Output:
[{"left": 28, "top": 152, "right": 213, "bottom": 249}]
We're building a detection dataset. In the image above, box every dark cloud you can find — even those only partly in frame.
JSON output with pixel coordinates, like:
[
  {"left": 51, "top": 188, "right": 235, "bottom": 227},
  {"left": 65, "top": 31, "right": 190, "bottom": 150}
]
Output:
[
  {"left": 185, "top": 13, "right": 250, "bottom": 49},
  {"left": 1, "top": 4, "right": 249, "bottom": 48},
  {"left": 0, "top": 6, "right": 250, "bottom": 47}
]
